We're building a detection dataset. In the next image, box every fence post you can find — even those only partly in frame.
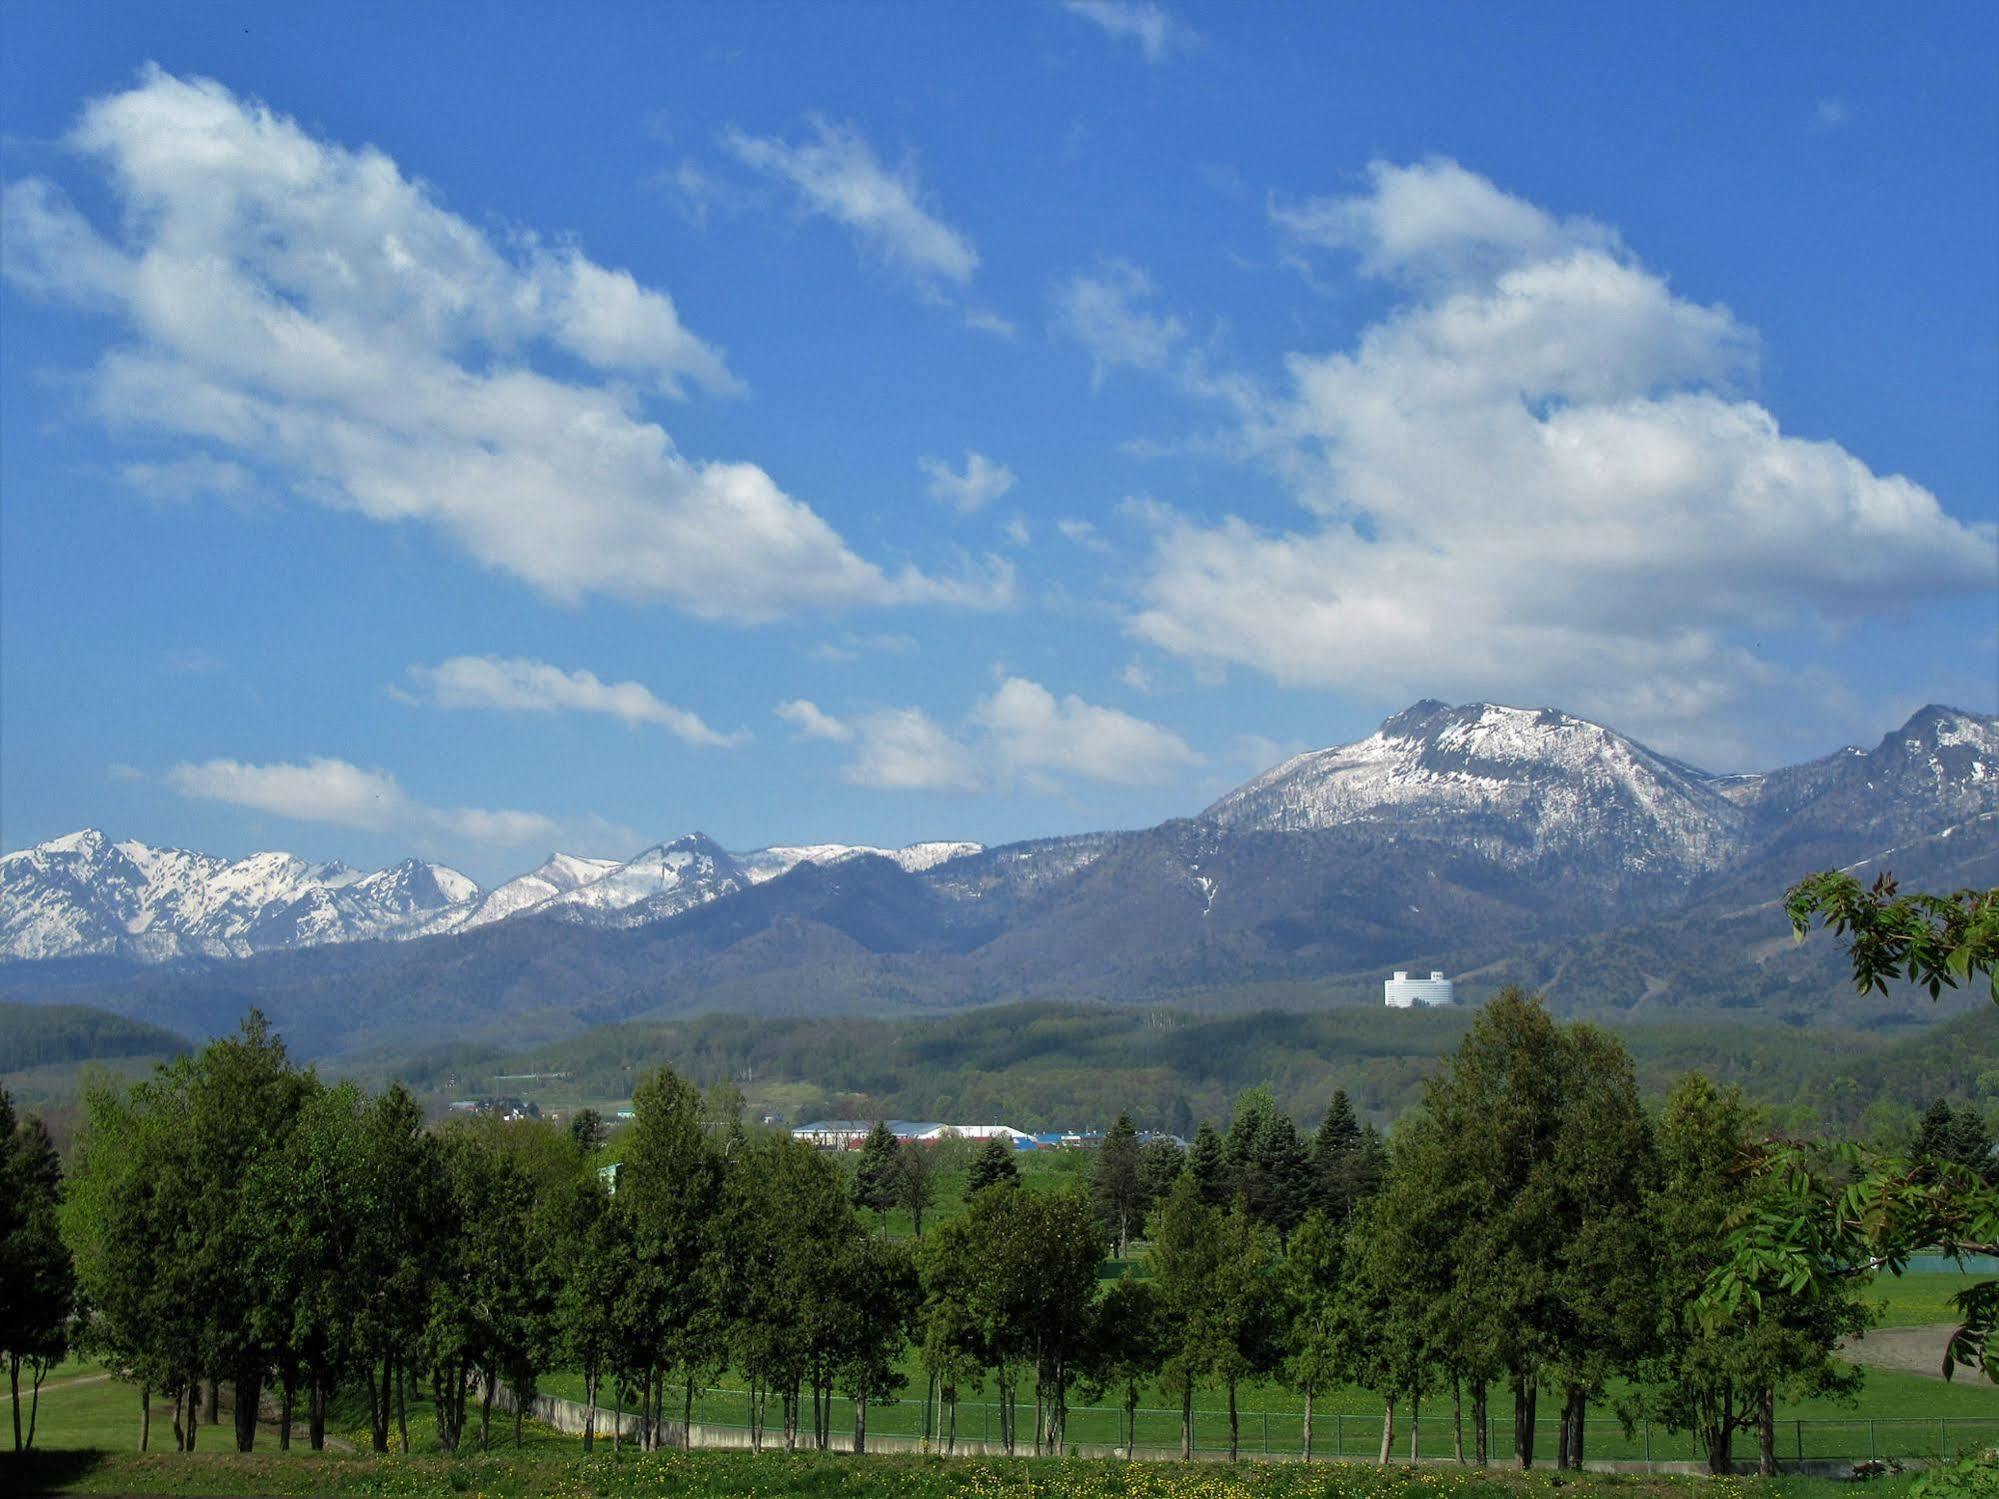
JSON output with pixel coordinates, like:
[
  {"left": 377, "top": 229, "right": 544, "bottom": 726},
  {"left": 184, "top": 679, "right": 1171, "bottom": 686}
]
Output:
[{"left": 1336, "top": 1412, "right": 1343, "bottom": 1457}]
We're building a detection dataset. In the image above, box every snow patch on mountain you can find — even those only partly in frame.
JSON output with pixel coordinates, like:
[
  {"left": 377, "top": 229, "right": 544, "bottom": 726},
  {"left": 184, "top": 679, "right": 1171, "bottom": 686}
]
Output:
[
  {"left": 0, "top": 832, "right": 477, "bottom": 961},
  {"left": 732, "top": 840, "right": 983, "bottom": 884},
  {"left": 1202, "top": 700, "right": 1751, "bottom": 879}
]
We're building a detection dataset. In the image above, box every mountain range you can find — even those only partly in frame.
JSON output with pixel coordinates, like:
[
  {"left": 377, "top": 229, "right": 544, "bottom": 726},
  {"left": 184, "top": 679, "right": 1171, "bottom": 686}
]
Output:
[{"left": 2, "top": 700, "right": 1992, "bottom": 1057}]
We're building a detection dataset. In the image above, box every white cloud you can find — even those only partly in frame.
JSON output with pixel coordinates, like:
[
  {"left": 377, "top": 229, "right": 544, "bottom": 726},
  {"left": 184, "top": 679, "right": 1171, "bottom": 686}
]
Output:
[
  {"left": 1057, "top": 517, "right": 1111, "bottom": 551},
  {"left": 798, "top": 677, "right": 1198, "bottom": 792},
  {"left": 118, "top": 453, "right": 251, "bottom": 504},
  {"left": 776, "top": 698, "right": 854, "bottom": 742},
  {"left": 921, "top": 450, "right": 1017, "bottom": 514},
  {"left": 402, "top": 656, "right": 742, "bottom": 746},
  {"left": 972, "top": 675, "right": 1199, "bottom": 786},
  {"left": 2, "top": 68, "right": 1008, "bottom": 622},
  {"left": 1063, "top": 1, "right": 1197, "bottom": 63},
  {"left": 1813, "top": 98, "right": 1849, "bottom": 131},
  {"left": 842, "top": 708, "right": 982, "bottom": 791},
  {"left": 167, "top": 754, "right": 562, "bottom": 847},
  {"left": 963, "top": 306, "right": 1017, "bottom": 338},
  {"left": 1054, "top": 259, "right": 1185, "bottom": 387},
  {"left": 1003, "top": 515, "right": 1031, "bottom": 547},
  {"left": 1124, "top": 157, "right": 1996, "bottom": 755},
  {"left": 725, "top": 118, "right": 977, "bottom": 286}
]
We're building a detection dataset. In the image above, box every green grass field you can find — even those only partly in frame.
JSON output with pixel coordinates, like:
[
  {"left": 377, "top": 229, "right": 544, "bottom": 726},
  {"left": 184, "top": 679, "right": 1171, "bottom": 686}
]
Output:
[
  {"left": 2, "top": 1445, "right": 1959, "bottom": 1499},
  {"left": 8, "top": 1360, "right": 1987, "bottom": 1496},
  {"left": 1870, "top": 1268, "right": 1984, "bottom": 1328}
]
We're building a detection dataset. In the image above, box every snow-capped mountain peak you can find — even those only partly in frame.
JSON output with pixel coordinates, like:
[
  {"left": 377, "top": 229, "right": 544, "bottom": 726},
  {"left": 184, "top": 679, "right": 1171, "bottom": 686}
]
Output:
[
  {"left": 0, "top": 833, "right": 478, "bottom": 961},
  {"left": 1202, "top": 699, "right": 1751, "bottom": 881}
]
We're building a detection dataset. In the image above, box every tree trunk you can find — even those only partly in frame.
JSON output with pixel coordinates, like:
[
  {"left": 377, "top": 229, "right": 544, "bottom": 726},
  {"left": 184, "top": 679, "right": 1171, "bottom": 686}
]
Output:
[
  {"left": 1705, "top": 1389, "right": 1734, "bottom": 1477},
  {"left": 1228, "top": 1376, "right": 1239, "bottom": 1462},
  {"left": 947, "top": 1389, "right": 957, "bottom": 1455},
  {"left": 207, "top": 1375, "right": 220, "bottom": 1425},
  {"left": 1410, "top": 1390, "right": 1421, "bottom": 1462},
  {"left": 395, "top": 1357, "right": 410, "bottom": 1453},
  {"left": 1512, "top": 1377, "right": 1536, "bottom": 1469},
  {"left": 854, "top": 1390, "right": 867, "bottom": 1455},
  {"left": 140, "top": 1384, "right": 151, "bottom": 1453},
  {"left": 1302, "top": 1385, "right": 1314, "bottom": 1463},
  {"left": 1180, "top": 1381, "right": 1192, "bottom": 1460},
  {"left": 1758, "top": 1386, "right": 1776, "bottom": 1476},
  {"left": 310, "top": 1374, "right": 328, "bottom": 1451},
  {"left": 1125, "top": 1384, "right": 1138, "bottom": 1460},
  {"left": 583, "top": 1369, "right": 598, "bottom": 1451},
  {"left": 27, "top": 1357, "right": 46, "bottom": 1450},
  {"left": 280, "top": 1372, "right": 294, "bottom": 1450},
  {"left": 11, "top": 1355, "right": 22, "bottom": 1453},
  {"left": 1557, "top": 1399, "right": 1571, "bottom": 1471},
  {"left": 1472, "top": 1381, "right": 1488, "bottom": 1466},
  {"left": 684, "top": 1377, "right": 695, "bottom": 1451},
  {"left": 479, "top": 1370, "right": 494, "bottom": 1449},
  {"left": 232, "top": 1372, "right": 260, "bottom": 1452},
  {"left": 1570, "top": 1388, "right": 1587, "bottom": 1471},
  {"left": 1378, "top": 1393, "right": 1396, "bottom": 1465},
  {"left": 612, "top": 1372, "right": 623, "bottom": 1454}
]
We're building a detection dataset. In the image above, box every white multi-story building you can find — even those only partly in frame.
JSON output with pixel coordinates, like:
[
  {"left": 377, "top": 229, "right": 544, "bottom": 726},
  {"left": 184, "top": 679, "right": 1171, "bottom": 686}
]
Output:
[{"left": 1385, "top": 970, "right": 1456, "bottom": 1008}]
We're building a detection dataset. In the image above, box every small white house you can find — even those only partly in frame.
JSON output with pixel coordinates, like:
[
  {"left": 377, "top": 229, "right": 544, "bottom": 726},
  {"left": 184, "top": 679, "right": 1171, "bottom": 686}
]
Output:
[{"left": 1385, "top": 970, "right": 1456, "bottom": 1008}]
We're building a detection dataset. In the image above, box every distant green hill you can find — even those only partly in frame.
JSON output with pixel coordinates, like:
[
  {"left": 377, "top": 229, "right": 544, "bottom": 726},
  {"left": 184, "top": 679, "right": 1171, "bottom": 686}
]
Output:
[
  {"left": 365, "top": 997, "right": 1991, "bottom": 1137},
  {"left": 0, "top": 1001, "right": 189, "bottom": 1073}
]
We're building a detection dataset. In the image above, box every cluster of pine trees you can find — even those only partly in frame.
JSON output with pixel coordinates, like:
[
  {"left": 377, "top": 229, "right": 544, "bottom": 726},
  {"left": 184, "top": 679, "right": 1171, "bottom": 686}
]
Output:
[{"left": 3, "top": 992, "right": 1942, "bottom": 1472}]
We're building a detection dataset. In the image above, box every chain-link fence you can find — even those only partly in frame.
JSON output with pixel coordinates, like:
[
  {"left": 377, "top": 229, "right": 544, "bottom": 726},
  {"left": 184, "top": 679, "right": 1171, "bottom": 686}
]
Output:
[{"left": 669, "top": 1387, "right": 1996, "bottom": 1465}]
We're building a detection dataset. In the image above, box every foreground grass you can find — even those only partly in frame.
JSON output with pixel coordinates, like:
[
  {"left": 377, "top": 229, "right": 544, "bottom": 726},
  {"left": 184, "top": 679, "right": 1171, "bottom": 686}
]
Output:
[{"left": 2, "top": 1447, "right": 1950, "bottom": 1499}]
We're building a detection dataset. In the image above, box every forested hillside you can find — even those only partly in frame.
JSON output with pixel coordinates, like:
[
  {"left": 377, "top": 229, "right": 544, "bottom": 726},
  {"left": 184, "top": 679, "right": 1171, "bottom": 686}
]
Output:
[
  {"left": 0, "top": 1000, "right": 188, "bottom": 1071},
  {"left": 376, "top": 999, "right": 1999, "bottom": 1138}
]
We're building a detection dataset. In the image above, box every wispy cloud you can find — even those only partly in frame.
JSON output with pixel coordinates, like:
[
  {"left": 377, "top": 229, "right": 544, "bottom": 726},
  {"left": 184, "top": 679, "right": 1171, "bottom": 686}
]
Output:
[
  {"left": 785, "top": 676, "right": 1199, "bottom": 792},
  {"left": 776, "top": 698, "right": 854, "bottom": 742},
  {"left": 1062, "top": 1, "right": 1198, "bottom": 63},
  {"left": 167, "top": 754, "right": 563, "bottom": 847},
  {"left": 399, "top": 656, "right": 744, "bottom": 747},
  {"left": 1053, "top": 259, "right": 1186, "bottom": 387},
  {"left": 921, "top": 451, "right": 1017, "bottom": 514},
  {"left": 725, "top": 117, "right": 977, "bottom": 287}
]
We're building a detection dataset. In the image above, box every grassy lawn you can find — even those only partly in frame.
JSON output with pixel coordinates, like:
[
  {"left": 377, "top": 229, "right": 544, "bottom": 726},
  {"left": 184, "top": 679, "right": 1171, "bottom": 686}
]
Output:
[
  {"left": 3, "top": 1447, "right": 1958, "bottom": 1499},
  {"left": 1870, "top": 1270, "right": 1984, "bottom": 1328}
]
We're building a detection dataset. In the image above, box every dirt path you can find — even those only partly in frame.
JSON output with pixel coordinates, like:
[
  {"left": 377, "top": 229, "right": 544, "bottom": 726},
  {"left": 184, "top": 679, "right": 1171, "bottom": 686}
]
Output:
[
  {"left": 2, "top": 1371, "right": 114, "bottom": 1401},
  {"left": 1839, "top": 1323, "right": 1957, "bottom": 1380}
]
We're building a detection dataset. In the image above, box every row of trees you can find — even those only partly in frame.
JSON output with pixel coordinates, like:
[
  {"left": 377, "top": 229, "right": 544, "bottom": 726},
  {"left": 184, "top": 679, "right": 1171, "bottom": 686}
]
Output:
[{"left": 15, "top": 990, "right": 1908, "bottom": 1473}]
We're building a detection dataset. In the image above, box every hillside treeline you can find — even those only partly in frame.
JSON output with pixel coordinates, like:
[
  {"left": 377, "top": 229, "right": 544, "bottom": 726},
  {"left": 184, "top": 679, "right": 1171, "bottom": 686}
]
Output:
[
  {"left": 386, "top": 998, "right": 1996, "bottom": 1138},
  {"left": 0, "top": 1002, "right": 188, "bottom": 1072},
  {"left": 13, "top": 994, "right": 1977, "bottom": 1474}
]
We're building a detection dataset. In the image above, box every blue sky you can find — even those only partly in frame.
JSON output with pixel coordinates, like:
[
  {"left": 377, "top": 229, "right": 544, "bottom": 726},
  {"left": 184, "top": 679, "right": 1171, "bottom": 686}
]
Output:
[{"left": 3, "top": 1, "right": 1994, "bottom": 882}]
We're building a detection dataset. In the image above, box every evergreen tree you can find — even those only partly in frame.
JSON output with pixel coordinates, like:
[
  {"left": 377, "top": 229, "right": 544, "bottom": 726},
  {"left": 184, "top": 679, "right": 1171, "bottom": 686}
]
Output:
[
  {"left": 1092, "top": 1113, "right": 1146, "bottom": 1256},
  {"left": 964, "top": 1136, "right": 1020, "bottom": 1198},
  {"left": 1913, "top": 1097, "right": 1996, "bottom": 1185},
  {"left": 1186, "top": 1121, "right": 1229, "bottom": 1208},
  {"left": 568, "top": 1108, "right": 607, "bottom": 1157},
  {"left": 1082, "top": 1274, "right": 1165, "bottom": 1460},
  {"left": 852, "top": 1122, "right": 903, "bottom": 1233},
  {"left": 898, "top": 1142, "right": 938, "bottom": 1238},
  {"left": 1280, "top": 1209, "right": 1348, "bottom": 1462},
  {"left": 1312, "top": 1090, "right": 1365, "bottom": 1221},
  {"left": 1138, "top": 1137, "right": 1184, "bottom": 1229},
  {"left": 1149, "top": 1172, "right": 1221, "bottom": 1459}
]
